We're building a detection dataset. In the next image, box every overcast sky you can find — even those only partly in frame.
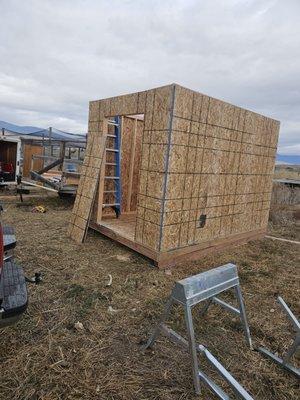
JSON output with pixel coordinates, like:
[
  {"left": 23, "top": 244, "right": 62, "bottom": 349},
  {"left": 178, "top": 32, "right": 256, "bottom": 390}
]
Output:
[{"left": 0, "top": 0, "right": 299, "bottom": 155}]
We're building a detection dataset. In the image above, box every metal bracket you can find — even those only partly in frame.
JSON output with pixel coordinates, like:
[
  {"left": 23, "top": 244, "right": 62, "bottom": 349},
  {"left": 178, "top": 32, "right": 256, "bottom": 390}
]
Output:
[
  {"left": 144, "top": 263, "right": 253, "bottom": 398},
  {"left": 257, "top": 296, "right": 300, "bottom": 378}
]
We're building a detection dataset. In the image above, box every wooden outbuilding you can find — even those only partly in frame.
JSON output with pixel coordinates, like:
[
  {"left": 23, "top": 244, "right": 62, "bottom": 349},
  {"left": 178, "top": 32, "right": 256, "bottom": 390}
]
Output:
[{"left": 69, "top": 84, "right": 280, "bottom": 268}]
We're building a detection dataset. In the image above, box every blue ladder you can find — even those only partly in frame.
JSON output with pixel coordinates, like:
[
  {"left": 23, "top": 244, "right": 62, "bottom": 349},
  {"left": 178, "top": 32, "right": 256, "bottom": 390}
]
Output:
[{"left": 103, "top": 116, "right": 121, "bottom": 218}]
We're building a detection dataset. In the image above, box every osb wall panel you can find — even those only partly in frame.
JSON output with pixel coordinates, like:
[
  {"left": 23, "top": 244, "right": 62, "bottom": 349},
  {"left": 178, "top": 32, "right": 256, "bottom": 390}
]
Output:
[
  {"left": 134, "top": 85, "right": 174, "bottom": 251},
  {"left": 121, "top": 117, "right": 143, "bottom": 212},
  {"left": 72, "top": 84, "right": 174, "bottom": 250},
  {"left": 130, "top": 119, "right": 143, "bottom": 210},
  {"left": 120, "top": 118, "right": 132, "bottom": 212},
  {"left": 69, "top": 129, "right": 107, "bottom": 243},
  {"left": 160, "top": 84, "right": 280, "bottom": 252}
]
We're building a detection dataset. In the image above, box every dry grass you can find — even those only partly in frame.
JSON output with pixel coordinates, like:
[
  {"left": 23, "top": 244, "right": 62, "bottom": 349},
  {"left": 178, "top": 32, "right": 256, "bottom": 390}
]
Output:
[
  {"left": 269, "top": 183, "right": 300, "bottom": 241},
  {"left": 274, "top": 165, "right": 300, "bottom": 180},
  {"left": 0, "top": 196, "right": 299, "bottom": 399},
  {"left": 271, "top": 183, "right": 300, "bottom": 207}
]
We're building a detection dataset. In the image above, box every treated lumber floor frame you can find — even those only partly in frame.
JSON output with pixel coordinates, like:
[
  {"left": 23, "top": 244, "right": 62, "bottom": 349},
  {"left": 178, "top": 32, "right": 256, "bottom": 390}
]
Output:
[{"left": 90, "top": 218, "right": 266, "bottom": 268}]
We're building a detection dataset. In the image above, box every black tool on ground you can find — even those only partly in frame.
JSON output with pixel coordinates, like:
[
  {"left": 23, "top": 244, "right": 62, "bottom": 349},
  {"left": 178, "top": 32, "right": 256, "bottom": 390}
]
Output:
[{"left": 25, "top": 272, "right": 42, "bottom": 284}]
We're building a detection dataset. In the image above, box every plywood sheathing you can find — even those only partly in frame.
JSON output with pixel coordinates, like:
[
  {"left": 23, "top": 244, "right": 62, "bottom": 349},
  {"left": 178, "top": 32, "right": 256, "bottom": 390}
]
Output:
[
  {"left": 160, "top": 84, "right": 280, "bottom": 252},
  {"left": 68, "top": 130, "right": 107, "bottom": 243},
  {"left": 120, "top": 117, "right": 143, "bottom": 212},
  {"left": 72, "top": 85, "right": 175, "bottom": 250},
  {"left": 70, "top": 83, "right": 280, "bottom": 264},
  {"left": 134, "top": 85, "right": 174, "bottom": 250}
]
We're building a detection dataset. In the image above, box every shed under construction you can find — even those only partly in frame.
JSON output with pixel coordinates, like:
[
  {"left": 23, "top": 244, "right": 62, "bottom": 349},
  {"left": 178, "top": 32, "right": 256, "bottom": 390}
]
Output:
[{"left": 69, "top": 84, "right": 280, "bottom": 268}]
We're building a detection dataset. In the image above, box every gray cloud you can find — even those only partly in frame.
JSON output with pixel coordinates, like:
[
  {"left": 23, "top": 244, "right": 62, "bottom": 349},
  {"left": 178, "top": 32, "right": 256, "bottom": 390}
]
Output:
[{"left": 0, "top": 0, "right": 299, "bottom": 154}]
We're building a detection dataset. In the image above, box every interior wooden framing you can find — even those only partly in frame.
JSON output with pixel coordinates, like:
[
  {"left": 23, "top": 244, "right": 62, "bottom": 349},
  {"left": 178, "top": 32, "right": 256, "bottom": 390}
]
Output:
[
  {"left": 69, "top": 83, "right": 280, "bottom": 268},
  {"left": 0, "top": 140, "right": 18, "bottom": 181}
]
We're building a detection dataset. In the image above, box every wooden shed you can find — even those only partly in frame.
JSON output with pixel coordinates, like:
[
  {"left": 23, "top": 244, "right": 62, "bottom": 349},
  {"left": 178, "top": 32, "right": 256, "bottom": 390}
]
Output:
[{"left": 69, "top": 84, "right": 280, "bottom": 268}]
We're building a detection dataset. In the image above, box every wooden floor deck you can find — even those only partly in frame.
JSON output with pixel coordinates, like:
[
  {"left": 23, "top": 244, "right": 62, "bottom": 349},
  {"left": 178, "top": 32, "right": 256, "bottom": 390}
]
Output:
[
  {"left": 100, "top": 214, "right": 136, "bottom": 241},
  {"left": 90, "top": 213, "right": 158, "bottom": 264},
  {"left": 90, "top": 214, "right": 266, "bottom": 269}
]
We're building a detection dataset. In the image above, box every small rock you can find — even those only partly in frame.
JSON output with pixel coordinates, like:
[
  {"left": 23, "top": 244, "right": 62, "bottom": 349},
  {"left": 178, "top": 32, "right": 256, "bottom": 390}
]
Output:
[
  {"left": 74, "top": 321, "right": 84, "bottom": 331},
  {"left": 165, "top": 269, "right": 172, "bottom": 276},
  {"left": 106, "top": 274, "right": 113, "bottom": 287},
  {"left": 108, "top": 305, "right": 120, "bottom": 314},
  {"left": 116, "top": 254, "right": 131, "bottom": 262},
  {"left": 60, "top": 360, "right": 69, "bottom": 368},
  {"left": 270, "top": 308, "right": 275, "bottom": 313}
]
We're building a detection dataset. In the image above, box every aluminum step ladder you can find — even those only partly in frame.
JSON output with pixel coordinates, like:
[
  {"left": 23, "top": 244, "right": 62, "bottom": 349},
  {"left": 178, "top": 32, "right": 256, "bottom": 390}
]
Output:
[{"left": 103, "top": 116, "right": 121, "bottom": 218}]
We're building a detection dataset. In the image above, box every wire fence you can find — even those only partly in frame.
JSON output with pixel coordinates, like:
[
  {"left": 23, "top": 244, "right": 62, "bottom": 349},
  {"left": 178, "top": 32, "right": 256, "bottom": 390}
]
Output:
[{"left": 0, "top": 126, "right": 87, "bottom": 144}]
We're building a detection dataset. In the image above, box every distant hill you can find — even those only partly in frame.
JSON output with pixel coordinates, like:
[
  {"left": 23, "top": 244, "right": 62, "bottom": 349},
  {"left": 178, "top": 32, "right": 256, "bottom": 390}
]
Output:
[
  {"left": 0, "top": 120, "right": 44, "bottom": 134},
  {"left": 276, "top": 154, "right": 300, "bottom": 165}
]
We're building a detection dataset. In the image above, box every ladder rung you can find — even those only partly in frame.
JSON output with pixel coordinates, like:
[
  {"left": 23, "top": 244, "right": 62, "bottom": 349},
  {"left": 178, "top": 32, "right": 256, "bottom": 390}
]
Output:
[
  {"left": 105, "top": 162, "right": 117, "bottom": 166},
  {"left": 105, "top": 176, "right": 119, "bottom": 179},
  {"left": 104, "top": 190, "right": 116, "bottom": 193},
  {"left": 107, "top": 134, "right": 117, "bottom": 138},
  {"left": 103, "top": 203, "right": 120, "bottom": 207},
  {"left": 106, "top": 148, "right": 119, "bottom": 152},
  {"left": 108, "top": 121, "right": 120, "bottom": 126}
]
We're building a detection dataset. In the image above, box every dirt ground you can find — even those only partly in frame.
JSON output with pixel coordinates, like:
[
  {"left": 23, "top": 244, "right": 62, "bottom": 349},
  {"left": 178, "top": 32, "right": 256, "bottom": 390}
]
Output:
[{"left": 0, "top": 195, "right": 299, "bottom": 400}]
